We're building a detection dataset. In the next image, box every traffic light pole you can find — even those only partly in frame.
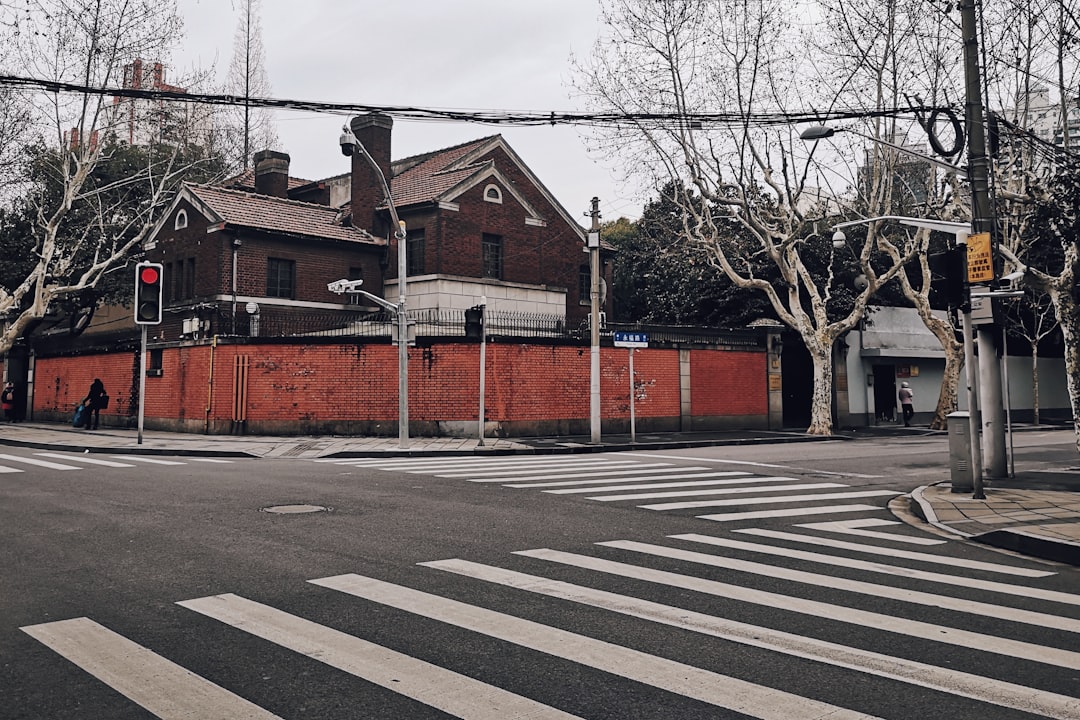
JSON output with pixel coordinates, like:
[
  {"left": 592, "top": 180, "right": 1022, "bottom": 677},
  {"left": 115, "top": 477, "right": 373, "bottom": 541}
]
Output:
[{"left": 138, "top": 325, "right": 147, "bottom": 444}]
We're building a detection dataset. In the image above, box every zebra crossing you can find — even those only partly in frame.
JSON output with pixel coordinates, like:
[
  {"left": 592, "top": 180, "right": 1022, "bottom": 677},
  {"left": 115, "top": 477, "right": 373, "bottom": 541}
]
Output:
[
  {"left": 316, "top": 454, "right": 902, "bottom": 523},
  {"left": 0, "top": 450, "right": 236, "bottom": 473},
  {"left": 21, "top": 527, "right": 1080, "bottom": 719}
]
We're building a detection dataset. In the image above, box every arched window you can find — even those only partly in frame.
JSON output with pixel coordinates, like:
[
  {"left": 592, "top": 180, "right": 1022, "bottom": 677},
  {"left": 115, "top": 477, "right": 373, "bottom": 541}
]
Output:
[
  {"left": 174, "top": 209, "right": 188, "bottom": 230},
  {"left": 483, "top": 184, "right": 502, "bottom": 203}
]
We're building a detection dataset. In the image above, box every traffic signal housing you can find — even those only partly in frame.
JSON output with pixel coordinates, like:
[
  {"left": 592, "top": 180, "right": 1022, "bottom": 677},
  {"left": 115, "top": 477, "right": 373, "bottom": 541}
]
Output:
[
  {"left": 464, "top": 305, "right": 484, "bottom": 341},
  {"left": 134, "top": 262, "right": 163, "bottom": 325},
  {"left": 928, "top": 248, "right": 967, "bottom": 309}
]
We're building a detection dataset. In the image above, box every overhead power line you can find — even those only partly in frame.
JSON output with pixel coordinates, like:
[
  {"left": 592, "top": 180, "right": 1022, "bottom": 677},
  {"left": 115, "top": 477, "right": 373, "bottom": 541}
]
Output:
[{"left": 0, "top": 73, "right": 951, "bottom": 129}]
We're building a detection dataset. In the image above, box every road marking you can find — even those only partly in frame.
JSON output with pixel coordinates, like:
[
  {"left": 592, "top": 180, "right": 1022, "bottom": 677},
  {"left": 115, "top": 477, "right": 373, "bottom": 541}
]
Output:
[
  {"left": 465, "top": 465, "right": 690, "bottom": 483},
  {"left": 178, "top": 594, "right": 582, "bottom": 720},
  {"left": 506, "top": 549, "right": 1080, "bottom": 670},
  {"left": 0, "top": 453, "right": 81, "bottom": 470},
  {"left": 424, "top": 558, "right": 1080, "bottom": 720},
  {"left": 588, "top": 481, "right": 846, "bottom": 502},
  {"left": 35, "top": 453, "right": 135, "bottom": 468},
  {"left": 641, "top": 489, "right": 899, "bottom": 511},
  {"left": 110, "top": 455, "right": 187, "bottom": 465},
  {"left": 458, "top": 464, "right": 681, "bottom": 482},
  {"left": 630, "top": 452, "right": 885, "bottom": 479},
  {"left": 188, "top": 458, "right": 235, "bottom": 464},
  {"left": 310, "top": 573, "right": 881, "bottom": 720},
  {"left": 0, "top": 465, "right": 23, "bottom": 473},
  {"left": 795, "top": 518, "right": 946, "bottom": 545},
  {"left": 699, "top": 505, "right": 881, "bottom": 522},
  {"left": 21, "top": 617, "right": 280, "bottom": 719},
  {"left": 596, "top": 540, "right": 1080, "bottom": 633},
  {"left": 671, "top": 536, "right": 1074, "bottom": 601},
  {"left": 731, "top": 529, "right": 1053, "bottom": 577},
  {"left": 510, "top": 470, "right": 752, "bottom": 489},
  {"left": 314, "top": 456, "right": 624, "bottom": 469},
  {"left": 433, "top": 460, "right": 647, "bottom": 477},
  {"left": 542, "top": 475, "right": 791, "bottom": 494}
]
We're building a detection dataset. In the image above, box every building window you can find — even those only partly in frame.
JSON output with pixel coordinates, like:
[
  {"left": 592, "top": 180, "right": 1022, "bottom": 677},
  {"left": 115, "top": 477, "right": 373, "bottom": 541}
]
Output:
[
  {"left": 406, "top": 229, "right": 425, "bottom": 276},
  {"left": 347, "top": 266, "right": 363, "bottom": 306},
  {"left": 579, "top": 264, "right": 591, "bottom": 305},
  {"left": 267, "top": 258, "right": 295, "bottom": 299},
  {"left": 184, "top": 258, "right": 195, "bottom": 299},
  {"left": 174, "top": 209, "right": 188, "bottom": 230},
  {"left": 482, "top": 233, "right": 502, "bottom": 280},
  {"left": 483, "top": 184, "right": 502, "bottom": 203}
]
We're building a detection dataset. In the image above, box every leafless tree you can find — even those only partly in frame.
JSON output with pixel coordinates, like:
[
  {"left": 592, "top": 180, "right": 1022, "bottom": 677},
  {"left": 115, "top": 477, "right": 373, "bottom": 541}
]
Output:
[
  {"left": 0, "top": 0, "right": 211, "bottom": 356},
  {"left": 222, "top": 0, "right": 278, "bottom": 171}
]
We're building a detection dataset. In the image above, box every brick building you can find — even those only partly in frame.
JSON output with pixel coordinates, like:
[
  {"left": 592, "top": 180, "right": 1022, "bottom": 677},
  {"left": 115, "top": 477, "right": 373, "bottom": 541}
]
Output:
[{"left": 142, "top": 113, "right": 611, "bottom": 338}]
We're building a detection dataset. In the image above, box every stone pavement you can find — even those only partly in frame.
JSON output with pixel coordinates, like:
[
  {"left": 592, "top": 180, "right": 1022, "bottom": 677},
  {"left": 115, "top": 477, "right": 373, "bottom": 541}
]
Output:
[{"left": 1, "top": 421, "right": 1078, "bottom": 566}]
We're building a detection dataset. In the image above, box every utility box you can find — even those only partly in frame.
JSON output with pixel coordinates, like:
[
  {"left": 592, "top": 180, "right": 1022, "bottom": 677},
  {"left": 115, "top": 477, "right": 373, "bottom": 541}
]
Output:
[{"left": 947, "top": 411, "right": 974, "bottom": 493}]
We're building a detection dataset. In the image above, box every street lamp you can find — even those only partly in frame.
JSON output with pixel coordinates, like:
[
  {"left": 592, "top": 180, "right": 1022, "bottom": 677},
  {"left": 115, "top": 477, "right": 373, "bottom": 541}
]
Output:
[
  {"left": 799, "top": 125, "right": 967, "bottom": 178},
  {"left": 339, "top": 125, "right": 410, "bottom": 449}
]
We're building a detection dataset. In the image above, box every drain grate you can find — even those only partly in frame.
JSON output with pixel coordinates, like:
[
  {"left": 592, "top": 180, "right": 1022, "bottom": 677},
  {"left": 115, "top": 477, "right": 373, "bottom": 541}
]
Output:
[{"left": 260, "top": 504, "right": 330, "bottom": 514}]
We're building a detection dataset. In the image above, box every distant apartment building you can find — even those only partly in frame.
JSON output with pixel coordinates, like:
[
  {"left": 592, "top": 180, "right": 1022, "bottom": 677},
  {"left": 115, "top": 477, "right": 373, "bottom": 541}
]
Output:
[
  {"left": 1010, "top": 86, "right": 1080, "bottom": 149},
  {"left": 108, "top": 59, "right": 210, "bottom": 146}
]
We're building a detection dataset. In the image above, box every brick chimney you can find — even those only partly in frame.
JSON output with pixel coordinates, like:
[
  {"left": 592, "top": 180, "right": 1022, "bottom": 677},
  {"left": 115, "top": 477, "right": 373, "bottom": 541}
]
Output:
[
  {"left": 349, "top": 113, "right": 393, "bottom": 233},
  {"left": 253, "top": 150, "right": 290, "bottom": 198}
]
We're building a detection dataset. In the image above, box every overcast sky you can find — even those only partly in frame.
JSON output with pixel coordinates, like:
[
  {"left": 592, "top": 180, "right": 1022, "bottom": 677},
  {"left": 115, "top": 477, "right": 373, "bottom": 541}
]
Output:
[{"left": 174, "top": 0, "right": 645, "bottom": 222}]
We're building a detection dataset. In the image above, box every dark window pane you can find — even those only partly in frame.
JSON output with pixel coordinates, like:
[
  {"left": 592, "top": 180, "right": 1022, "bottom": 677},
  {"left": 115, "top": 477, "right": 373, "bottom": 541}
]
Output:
[
  {"left": 267, "top": 258, "right": 295, "bottom": 299},
  {"left": 482, "top": 233, "right": 502, "bottom": 280},
  {"left": 406, "top": 230, "right": 425, "bottom": 276}
]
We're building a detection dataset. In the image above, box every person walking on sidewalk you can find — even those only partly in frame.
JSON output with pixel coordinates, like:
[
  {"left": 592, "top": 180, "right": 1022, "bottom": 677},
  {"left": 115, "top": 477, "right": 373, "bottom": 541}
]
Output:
[
  {"left": 898, "top": 381, "right": 914, "bottom": 427},
  {"left": 1, "top": 381, "right": 15, "bottom": 422},
  {"left": 82, "top": 378, "right": 107, "bottom": 430}
]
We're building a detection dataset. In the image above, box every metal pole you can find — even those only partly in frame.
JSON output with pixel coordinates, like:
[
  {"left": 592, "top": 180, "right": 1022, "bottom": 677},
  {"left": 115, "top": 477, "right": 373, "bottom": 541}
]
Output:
[
  {"left": 1002, "top": 319, "right": 1014, "bottom": 477},
  {"left": 589, "top": 197, "right": 601, "bottom": 444},
  {"left": 628, "top": 348, "right": 636, "bottom": 443},
  {"left": 138, "top": 325, "right": 147, "bottom": 445},
  {"left": 396, "top": 220, "right": 409, "bottom": 450},
  {"left": 478, "top": 297, "right": 487, "bottom": 447},
  {"left": 956, "top": 232, "right": 984, "bottom": 496},
  {"left": 960, "top": 0, "right": 1006, "bottom": 480}
]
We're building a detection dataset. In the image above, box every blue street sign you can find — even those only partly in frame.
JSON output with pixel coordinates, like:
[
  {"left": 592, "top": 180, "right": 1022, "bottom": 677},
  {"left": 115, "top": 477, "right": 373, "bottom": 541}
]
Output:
[{"left": 613, "top": 331, "right": 649, "bottom": 348}]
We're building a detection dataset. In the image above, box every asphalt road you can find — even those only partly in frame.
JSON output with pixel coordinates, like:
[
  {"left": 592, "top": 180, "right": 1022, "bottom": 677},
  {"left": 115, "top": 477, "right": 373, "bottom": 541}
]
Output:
[{"left": 2, "top": 434, "right": 1078, "bottom": 719}]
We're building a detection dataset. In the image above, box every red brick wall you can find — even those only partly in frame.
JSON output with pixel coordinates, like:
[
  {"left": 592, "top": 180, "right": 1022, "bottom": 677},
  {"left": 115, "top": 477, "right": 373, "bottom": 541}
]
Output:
[
  {"left": 691, "top": 349, "right": 767, "bottom": 416},
  {"left": 31, "top": 341, "right": 768, "bottom": 435}
]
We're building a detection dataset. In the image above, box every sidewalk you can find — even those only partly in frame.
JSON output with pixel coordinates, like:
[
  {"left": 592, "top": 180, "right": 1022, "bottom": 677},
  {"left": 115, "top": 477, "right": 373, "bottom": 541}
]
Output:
[{"left": 1, "top": 420, "right": 1078, "bottom": 566}]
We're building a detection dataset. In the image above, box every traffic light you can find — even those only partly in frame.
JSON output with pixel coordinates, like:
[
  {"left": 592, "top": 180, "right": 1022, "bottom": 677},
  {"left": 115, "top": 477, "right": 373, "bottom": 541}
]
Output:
[
  {"left": 134, "top": 262, "right": 163, "bottom": 325},
  {"left": 464, "top": 305, "right": 484, "bottom": 341},
  {"left": 928, "top": 248, "right": 967, "bottom": 308}
]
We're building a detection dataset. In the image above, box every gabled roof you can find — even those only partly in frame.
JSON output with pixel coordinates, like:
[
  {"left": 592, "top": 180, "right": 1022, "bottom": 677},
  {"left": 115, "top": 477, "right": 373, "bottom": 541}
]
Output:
[
  {"left": 388, "top": 136, "right": 586, "bottom": 240},
  {"left": 182, "top": 184, "right": 382, "bottom": 245}
]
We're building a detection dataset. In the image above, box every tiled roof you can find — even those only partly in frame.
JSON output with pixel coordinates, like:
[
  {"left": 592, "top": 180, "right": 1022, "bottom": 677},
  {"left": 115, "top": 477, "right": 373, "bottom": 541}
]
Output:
[
  {"left": 188, "top": 185, "right": 381, "bottom": 245},
  {"left": 390, "top": 137, "right": 499, "bottom": 207}
]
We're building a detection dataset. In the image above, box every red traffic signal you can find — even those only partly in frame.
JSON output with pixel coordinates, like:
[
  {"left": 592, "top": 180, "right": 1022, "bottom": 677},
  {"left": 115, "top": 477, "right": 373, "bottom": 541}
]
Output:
[{"left": 134, "top": 262, "right": 163, "bottom": 325}]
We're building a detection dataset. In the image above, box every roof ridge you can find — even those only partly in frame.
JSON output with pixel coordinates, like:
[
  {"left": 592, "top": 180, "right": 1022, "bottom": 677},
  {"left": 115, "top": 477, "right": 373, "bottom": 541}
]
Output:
[
  {"left": 392, "top": 135, "right": 500, "bottom": 169},
  {"left": 190, "top": 183, "right": 338, "bottom": 211}
]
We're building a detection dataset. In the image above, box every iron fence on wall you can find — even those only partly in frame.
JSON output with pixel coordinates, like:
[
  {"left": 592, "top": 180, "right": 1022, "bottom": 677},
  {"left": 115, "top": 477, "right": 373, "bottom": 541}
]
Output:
[{"left": 213, "top": 306, "right": 764, "bottom": 348}]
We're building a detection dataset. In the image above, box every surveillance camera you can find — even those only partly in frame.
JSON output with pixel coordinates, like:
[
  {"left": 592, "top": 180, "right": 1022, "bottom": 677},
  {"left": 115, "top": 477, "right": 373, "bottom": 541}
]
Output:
[
  {"left": 999, "top": 270, "right": 1024, "bottom": 289},
  {"left": 327, "top": 279, "right": 364, "bottom": 294},
  {"left": 339, "top": 126, "right": 357, "bottom": 157},
  {"left": 832, "top": 229, "right": 846, "bottom": 248}
]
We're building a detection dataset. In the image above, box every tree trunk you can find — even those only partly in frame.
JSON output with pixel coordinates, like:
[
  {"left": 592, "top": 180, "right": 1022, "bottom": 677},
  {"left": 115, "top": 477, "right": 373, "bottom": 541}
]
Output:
[
  {"left": 806, "top": 342, "right": 835, "bottom": 435},
  {"left": 1031, "top": 347, "right": 1040, "bottom": 426},
  {"left": 1055, "top": 288, "right": 1080, "bottom": 452},
  {"left": 931, "top": 347, "right": 963, "bottom": 430}
]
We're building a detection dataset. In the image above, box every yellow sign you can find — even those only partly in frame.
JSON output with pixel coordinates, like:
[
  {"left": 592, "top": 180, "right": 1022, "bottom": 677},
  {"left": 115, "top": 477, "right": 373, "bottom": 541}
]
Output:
[{"left": 967, "top": 232, "right": 994, "bottom": 283}]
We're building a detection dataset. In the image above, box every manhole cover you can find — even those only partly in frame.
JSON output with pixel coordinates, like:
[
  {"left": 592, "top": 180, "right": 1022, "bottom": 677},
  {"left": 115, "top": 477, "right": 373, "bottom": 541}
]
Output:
[{"left": 260, "top": 504, "right": 330, "bottom": 514}]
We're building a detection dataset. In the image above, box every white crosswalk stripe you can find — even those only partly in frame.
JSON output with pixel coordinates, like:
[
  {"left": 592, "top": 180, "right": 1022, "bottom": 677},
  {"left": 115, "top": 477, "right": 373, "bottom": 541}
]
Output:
[
  {"left": 36, "top": 452, "right": 135, "bottom": 467},
  {"left": 321, "top": 454, "right": 903, "bottom": 523},
  {"left": 22, "top": 525, "right": 1080, "bottom": 719},
  {"left": 308, "top": 573, "right": 882, "bottom": 720},
  {"left": 21, "top": 618, "right": 281, "bottom": 719},
  {"left": 794, "top": 518, "right": 947, "bottom": 545},
  {"left": 0, "top": 453, "right": 81, "bottom": 470}
]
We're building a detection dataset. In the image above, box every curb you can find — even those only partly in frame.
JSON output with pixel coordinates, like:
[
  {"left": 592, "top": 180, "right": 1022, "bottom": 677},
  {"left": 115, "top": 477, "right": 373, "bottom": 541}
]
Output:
[
  {"left": 973, "top": 528, "right": 1080, "bottom": 567},
  {"left": 0, "top": 435, "right": 256, "bottom": 458}
]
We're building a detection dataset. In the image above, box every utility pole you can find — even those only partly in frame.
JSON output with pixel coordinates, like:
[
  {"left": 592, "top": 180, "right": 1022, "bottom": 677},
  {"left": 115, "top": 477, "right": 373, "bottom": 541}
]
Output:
[
  {"left": 960, "top": 0, "right": 1005, "bottom": 489},
  {"left": 588, "top": 197, "right": 602, "bottom": 444}
]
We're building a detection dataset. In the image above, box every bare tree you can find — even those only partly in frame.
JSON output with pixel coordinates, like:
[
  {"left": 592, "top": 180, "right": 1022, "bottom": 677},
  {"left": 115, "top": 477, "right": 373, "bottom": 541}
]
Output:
[
  {"left": 576, "top": 0, "right": 917, "bottom": 434},
  {"left": 223, "top": 0, "right": 278, "bottom": 171},
  {"left": 0, "top": 0, "right": 212, "bottom": 356}
]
